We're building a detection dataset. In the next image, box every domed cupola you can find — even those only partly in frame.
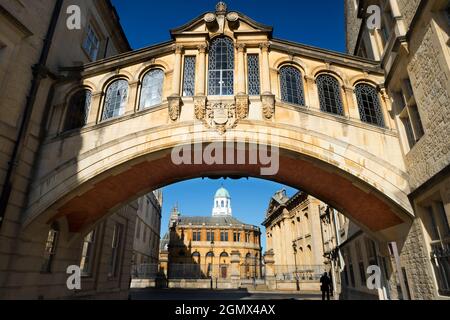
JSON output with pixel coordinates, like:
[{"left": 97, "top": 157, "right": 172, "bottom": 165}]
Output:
[{"left": 212, "top": 186, "right": 232, "bottom": 217}]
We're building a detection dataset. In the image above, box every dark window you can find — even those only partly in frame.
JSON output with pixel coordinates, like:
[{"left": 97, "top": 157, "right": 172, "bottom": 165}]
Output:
[
  {"left": 182, "top": 56, "right": 196, "bottom": 96},
  {"left": 108, "top": 223, "right": 123, "bottom": 277},
  {"left": 247, "top": 54, "right": 260, "bottom": 95},
  {"left": 102, "top": 79, "right": 128, "bottom": 121},
  {"left": 208, "top": 37, "right": 234, "bottom": 96},
  {"left": 64, "top": 90, "right": 92, "bottom": 131},
  {"left": 220, "top": 231, "right": 229, "bottom": 242},
  {"left": 80, "top": 230, "right": 96, "bottom": 277},
  {"left": 355, "top": 84, "right": 385, "bottom": 127},
  {"left": 316, "top": 74, "right": 344, "bottom": 115},
  {"left": 207, "top": 230, "right": 215, "bottom": 242},
  {"left": 280, "top": 66, "right": 305, "bottom": 106}
]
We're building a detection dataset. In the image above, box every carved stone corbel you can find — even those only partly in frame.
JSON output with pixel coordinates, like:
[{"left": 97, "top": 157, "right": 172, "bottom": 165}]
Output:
[
  {"left": 194, "top": 96, "right": 207, "bottom": 121},
  {"left": 261, "top": 93, "right": 275, "bottom": 120},
  {"left": 168, "top": 95, "right": 182, "bottom": 121},
  {"left": 235, "top": 94, "right": 249, "bottom": 120}
]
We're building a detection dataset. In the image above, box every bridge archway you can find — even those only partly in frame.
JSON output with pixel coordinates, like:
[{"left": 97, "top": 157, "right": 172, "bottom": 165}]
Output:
[{"left": 24, "top": 120, "right": 414, "bottom": 241}]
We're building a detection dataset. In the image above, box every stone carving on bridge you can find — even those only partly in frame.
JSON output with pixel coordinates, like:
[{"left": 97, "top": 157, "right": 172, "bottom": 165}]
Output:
[
  {"left": 261, "top": 94, "right": 276, "bottom": 120},
  {"left": 202, "top": 101, "right": 238, "bottom": 135},
  {"left": 235, "top": 94, "right": 249, "bottom": 120},
  {"left": 168, "top": 96, "right": 182, "bottom": 121},
  {"left": 194, "top": 96, "right": 207, "bottom": 121}
]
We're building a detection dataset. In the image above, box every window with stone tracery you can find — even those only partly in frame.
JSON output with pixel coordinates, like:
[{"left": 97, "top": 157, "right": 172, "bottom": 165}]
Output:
[
  {"left": 140, "top": 69, "right": 164, "bottom": 109},
  {"left": 316, "top": 74, "right": 343, "bottom": 116},
  {"left": 208, "top": 37, "right": 234, "bottom": 96},
  {"left": 102, "top": 79, "right": 128, "bottom": 121},
  {"left": 280, "top": 66, "right": 305, "bottom": 106},
  {"left": 182, "top": 56, "right": 196, "bottom": 96},
  {"left": 355, "top": 83, "right": 385, "bottom": 127},
  {"left": 64, "top": 89, "right": 92, "bottom": 131},
  {"left": 247, "top": 54, "right": 260, "bottom": 95}
]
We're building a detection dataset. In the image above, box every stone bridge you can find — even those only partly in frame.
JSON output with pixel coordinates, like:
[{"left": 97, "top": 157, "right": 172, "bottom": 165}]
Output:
[{"left": 23, "top": 7, "right": 414, "bottom": 241}]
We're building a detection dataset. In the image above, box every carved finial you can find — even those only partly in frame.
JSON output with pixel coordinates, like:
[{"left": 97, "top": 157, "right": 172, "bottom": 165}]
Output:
[{"left": 216, "top": 2, "right": 227, "bottom": 14}]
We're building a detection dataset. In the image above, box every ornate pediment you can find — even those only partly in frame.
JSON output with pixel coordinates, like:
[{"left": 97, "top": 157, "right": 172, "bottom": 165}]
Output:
[{"left": 170, "top": 2, "right": 273, "bottom": 38}]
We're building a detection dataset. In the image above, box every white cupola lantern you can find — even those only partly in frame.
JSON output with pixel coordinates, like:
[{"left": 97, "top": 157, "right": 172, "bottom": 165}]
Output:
[{"left": 212, "top": 186, "right": 232, "bottom": 217}]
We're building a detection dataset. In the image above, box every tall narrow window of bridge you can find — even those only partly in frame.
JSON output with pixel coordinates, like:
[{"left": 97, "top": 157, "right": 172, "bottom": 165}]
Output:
[
  {"left": 64, "top": 89, "right": 92, "bottom": 132},
  {"left": 208, "top": 37, "right": 234, "bottom": 96},
  {"left": 316, "top": 74, "right": 344, "bottom": 116},
  {"left": 355, "top": 84, "right": 385, "bottom": 127},
  {"left": 280, "top": 66, "right": 305, "bottom": 106},
  {"left": 102, "top": 79, "right": 128, "bottom": 121},
  {"left": 182, "top": 56, "right": 196, "bottom": 96},
  {"left": 247, "top": 54, "right": 260, "bottom": 95},
  {"left": 140, "top": 69, "right": 164, "bottom": 109}
]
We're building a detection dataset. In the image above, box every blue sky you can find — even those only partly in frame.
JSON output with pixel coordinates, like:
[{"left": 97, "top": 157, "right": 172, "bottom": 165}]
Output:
[
  {"left": 111, "top": 0, "right": 346, "bottom": 53},
  {"left": 110, "top": 1, "right": 346, "bottom": 251}
]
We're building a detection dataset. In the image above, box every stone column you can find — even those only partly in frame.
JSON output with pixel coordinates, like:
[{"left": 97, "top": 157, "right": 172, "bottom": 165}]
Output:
[
  {"left": 235, "top": 43, "right": 249, "bottom": 119},
  {"left": 168, "top": 44, "right": 183, "bottom": 121},
  {"left": 125, "top": 80, "right": 139, "bottom": 115},
  {"left": 260, "top": 42, "right": 275, "bottom": 120},
  {"left": 194, "top": 43, "right": 208, "bottom": 121},
  {"left": 86, "top": 91, "right": 103, "bottom": 125},
  {"left": 230, "top": 251, "right": 241, "bottom": 289},
  {"left": 379, "top": 86, "right": 394, "bottom": 129},
  {"left": 263, "top": 250, "right": 276, "bottom": 290}
]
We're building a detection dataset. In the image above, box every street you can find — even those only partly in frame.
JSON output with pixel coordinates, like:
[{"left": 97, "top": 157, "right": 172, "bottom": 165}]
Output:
[{"left": 130, "top": 288, "right": 324, "bottom": 300}]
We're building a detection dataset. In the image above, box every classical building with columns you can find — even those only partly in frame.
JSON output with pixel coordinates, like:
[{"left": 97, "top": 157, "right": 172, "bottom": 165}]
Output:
[{"left": 158, "top": 187, "right": 262, "bottom": 288}]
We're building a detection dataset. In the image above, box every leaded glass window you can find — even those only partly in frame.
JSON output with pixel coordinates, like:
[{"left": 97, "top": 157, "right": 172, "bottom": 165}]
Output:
[
  {"left": 247, "top": 54, "right": 260, "bottom": 95},
  {"left": 208, "top": 37, "right": 234, "bottom": 96},
  {"left": 317, "top": 74, "right": 344, "bottom": 116},
  {"left": 355, "top": 84, "right": 385, "bottom": 127},
  {"left": 102, "top": 79, "right": 128, "bottom": 121},
  {"left": 182, "top": 56, "right": 196, "bottom": 96},
  {"left": 64, "top": 89, "right": 92, "bottom": 131},
  {"left": 280, "top": 66, "right": 305, "bottom": 106},
  {"left": 140, "top": 69, "right": 164, "bottom": 109}
]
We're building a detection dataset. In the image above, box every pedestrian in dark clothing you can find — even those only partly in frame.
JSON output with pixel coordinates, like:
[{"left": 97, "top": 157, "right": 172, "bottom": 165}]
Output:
[{"left": 320, "top": 272, "right": 331, "bottom": 301}]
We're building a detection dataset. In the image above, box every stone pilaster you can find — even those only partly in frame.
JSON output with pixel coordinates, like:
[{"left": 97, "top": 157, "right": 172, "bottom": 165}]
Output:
[
  {"left": 168, "top": 44, "right": 183, "bottom": 121},
  {"left": 125, "top": 80, "right": 139, "bottom": 114},
  {"left": 260, "top": 42, "right": 272, "bottom": 95},
  {"left": 236, "top": 43, "right": 246, "bottom": 95},
  {"left": 196, "top": 43, "right": 207, "bottom": 96},
  {"left": 86, "top": 91, "right": 103, "bottom": 125}
]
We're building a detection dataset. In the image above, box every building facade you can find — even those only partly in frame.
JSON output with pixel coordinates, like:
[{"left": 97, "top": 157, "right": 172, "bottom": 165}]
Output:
[
  {"left": 346, "top": 0, "right": 450, "bottom": 299},
  {"left": 0, "top": 0, "right": 448, "bottom": 300},
  {"left": 159, "top": 187, "right": 262, "bottom": 285},
  {"left": 132, "top": 190, "right": 163, "bottom": 265},
  {"left": 263, "top": 190, "right": 325, "bottom": 268}
]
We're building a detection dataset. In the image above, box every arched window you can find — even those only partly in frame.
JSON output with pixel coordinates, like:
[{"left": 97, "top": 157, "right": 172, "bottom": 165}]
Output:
[
  {"left": 317, "top": 74, "right": 344, "bottom": 115},
  {"left": 140, "top": 69, "right": 164, "bottom": 109},
  {"left": 64, "top": 89, "right": 92, "bottom": 131},
  {"left": 280, "top": 66, "right": 305, "bottom": 106},
  {"left": 355, "top": 84, "right": 385, "bottom": 127},
  {"left": 208, "top": 37, "right": 234, "bottom": 96},
  {"left": 192, "top": 252, "right": 200, "bottom": 264},
  {"left": 221, "top": 200, "right": 224, "bottom": 208},
  {"left": 102, "top": 79, "right": 128, "bottom": 121}
]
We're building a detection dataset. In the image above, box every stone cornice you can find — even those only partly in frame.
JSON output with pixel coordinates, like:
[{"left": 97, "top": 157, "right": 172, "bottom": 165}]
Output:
[{"left": 271, "top": 38, "right": 384, "bottom": 74}]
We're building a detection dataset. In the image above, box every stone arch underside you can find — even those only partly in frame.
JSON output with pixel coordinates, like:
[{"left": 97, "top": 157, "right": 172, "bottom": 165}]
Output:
[{"left": 24, "top": 123, "right": 414, "bottom": 240}]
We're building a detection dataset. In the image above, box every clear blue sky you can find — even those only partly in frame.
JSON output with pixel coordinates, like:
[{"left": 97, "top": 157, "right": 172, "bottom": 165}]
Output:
[
  {"left": 110, "top": 1, "right": 346, "bottom": 252},
  {"left": 111, "top": 0, "right": 346, "bottom": 53}
]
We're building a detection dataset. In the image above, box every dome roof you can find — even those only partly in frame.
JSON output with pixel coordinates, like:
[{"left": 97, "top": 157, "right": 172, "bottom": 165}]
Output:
[{"left": 215, "top": 187, "right": 230, "bottom": 198}]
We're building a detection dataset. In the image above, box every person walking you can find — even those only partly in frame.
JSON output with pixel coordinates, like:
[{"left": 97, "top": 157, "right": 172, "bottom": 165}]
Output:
[{"left": 320, "top": 272, "right": 331, "bottom": 301}]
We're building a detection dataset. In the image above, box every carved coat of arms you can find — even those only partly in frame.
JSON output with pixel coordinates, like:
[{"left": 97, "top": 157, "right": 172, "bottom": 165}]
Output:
[{"left": 203, "top": 102, "right": 238, "bottom": 135}]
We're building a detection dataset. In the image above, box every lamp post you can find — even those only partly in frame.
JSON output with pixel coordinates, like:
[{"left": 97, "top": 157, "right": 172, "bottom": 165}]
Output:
[{"left": 293, "top": 242, "right": 300, "bottom": 291}]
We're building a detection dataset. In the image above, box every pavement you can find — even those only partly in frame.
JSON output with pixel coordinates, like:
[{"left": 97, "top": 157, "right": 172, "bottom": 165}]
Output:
[{"left": 130, "top": 288, "right": 324, "bottom": 300}]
